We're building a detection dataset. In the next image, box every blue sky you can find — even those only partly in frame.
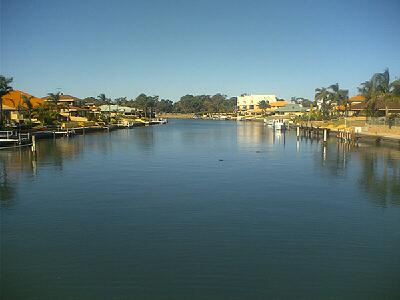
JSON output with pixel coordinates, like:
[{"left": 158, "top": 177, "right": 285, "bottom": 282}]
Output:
[{"left": 1, "top": 0, "right": 400, "bottom": 101}]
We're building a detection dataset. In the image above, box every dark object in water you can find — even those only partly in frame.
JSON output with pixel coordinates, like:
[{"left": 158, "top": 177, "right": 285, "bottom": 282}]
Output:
[{"left": 219, "top": 159, "right": 224, "bottom": 161}]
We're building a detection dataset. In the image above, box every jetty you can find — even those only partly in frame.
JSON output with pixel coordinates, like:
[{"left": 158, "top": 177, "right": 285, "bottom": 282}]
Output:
[
  {"left": 0, "top": 131, "right": 32, "bottom": 149},
  {"left": 293, "top": 124, "right": 400, "bottom": 147}
]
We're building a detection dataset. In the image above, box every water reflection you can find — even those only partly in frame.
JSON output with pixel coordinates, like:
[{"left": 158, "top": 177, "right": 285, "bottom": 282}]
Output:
[
  {"left": 0, "top": 163, "right": 16, "bottom": 205},
  {"left": 236, "top": 122, "right": 273, "bottom": 145},
  {"left": 0, "top": 137, "right": 86, "bottom": 204},
  {"left": 358, "top": 149, "right": 400, "bottom": 206},
  {"left": 1, "top": 122, "right": 400, "bottom": 208},
  {"left": 316, "top": 139, "right": 400, "bottom": 206},
  {"left": 319, "top": 142, "right": 352, "bottom": 176}
]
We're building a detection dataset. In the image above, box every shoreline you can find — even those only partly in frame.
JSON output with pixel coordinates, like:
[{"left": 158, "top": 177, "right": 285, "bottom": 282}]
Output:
[
  {"left": 157, "top": 113, "right": 194, "bottom": 119},
  {"left": 2, "top": 118, "right": 400, "bottom": 150}
]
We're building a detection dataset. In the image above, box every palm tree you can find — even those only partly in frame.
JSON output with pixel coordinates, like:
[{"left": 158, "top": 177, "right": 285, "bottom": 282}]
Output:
[
  {"left": 21, "top": 95, "right": 34, "bottom": 124},
  {"left": 98, "top": 93, "right": 111, "bottom": 123},
  {"left": 359, "top": 69, "right": 399, "bottom": 118},
  {"left": 315, "top": 87, "right": 331, "bottom": 119},
  {"left": 328, "top": 83, "right": 349, "bottom": 116},
  {"left": 390, "top": 79, "right": 400, "bottom": 96},
  {"left": 371, "top": 69, "right": 390, "bottom": 94},
  {"left": 0, "top": 76, "right": 13, "bottom": 129},
  {"left": 358, "top": 80, "right": 373, "bottom": 99},
  {"left": 47, "top": 92, "right": 60, "bottom": 104}
]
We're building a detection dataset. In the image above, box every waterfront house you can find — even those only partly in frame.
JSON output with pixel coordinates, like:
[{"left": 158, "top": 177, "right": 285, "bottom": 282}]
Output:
[
  {"left": 237, "top": 94, "right": 277, "bottom": 115},
  {"left": 42, "top": 93, "right": 96, "bottom": 122},
  {"left": 350, "top": 99, "right": 400, "bottom": 116},
  {"left": 42, "top": 93, "right": 84, "bottom": 107},
  {"left": 99, "top": 105, "right": 142, "bottom": 118},
  {"left": 347, "top": 95, "right": 366, "bottom": 116},
  {"left": 268, "top": 100, "right": 288, "bottom": 112},
  {"left": 275, "top": 103, "right": 306, "bottom": 117},
  {"left": 1, "top": 90, "right": 44, "bottom": 123}
]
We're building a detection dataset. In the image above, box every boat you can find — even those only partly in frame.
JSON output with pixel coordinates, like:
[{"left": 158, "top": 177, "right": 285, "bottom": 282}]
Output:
[
  {"left": 265, "top": 119, "right": 274, "bottom": 127},
  {"left": 151, "top": 118, "right": 168, "bottom": 125},
  {"left": 274, "top": 121, "right": 285, "bottom": 131},
  {"left": 265, "top": 120, "right": 285, "bottom": 130},
  {"left": 0, "top": 131, "right": 32, "bottom": 149}
]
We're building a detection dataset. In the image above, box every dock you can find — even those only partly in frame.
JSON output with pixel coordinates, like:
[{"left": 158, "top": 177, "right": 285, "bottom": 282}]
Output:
[{"left": 293, "top": 124, "right": 400, "bottom": 147}]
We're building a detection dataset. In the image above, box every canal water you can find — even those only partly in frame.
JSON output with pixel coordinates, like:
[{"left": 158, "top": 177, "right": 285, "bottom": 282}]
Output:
[{"left": 1, "top": 119, "right": 400, "bottom": 300}]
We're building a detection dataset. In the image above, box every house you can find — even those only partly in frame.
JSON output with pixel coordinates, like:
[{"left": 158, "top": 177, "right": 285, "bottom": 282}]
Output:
[
  {"left": 42, "top": 93, "right": 96, "bottom": 122},
  {"left": 1, "top": 90, "right": 44, "bottom": 123},
  {"left": 275, "top": 103, "right": 306, "bottom": 117},
  {"left": 348, "top": 95, "right": 366, "bottom": 106},
  {"left": 98, "top": 105, "right": 141, "bottom": 117},
  {"left": 269, "top": 101, "right": 288, "bottom": 112},
  {"left": 237, "top": 94, "right": 277, "bottom": 115},
  {"left": 42, "top": 93, "right": 84, "bottom": 107},
  {"left": 350, "top": 99, "right": 400, "bottom": 116}
]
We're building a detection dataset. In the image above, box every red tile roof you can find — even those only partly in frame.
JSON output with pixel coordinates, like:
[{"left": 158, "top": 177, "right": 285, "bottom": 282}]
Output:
[
  {"left": 1, "top": 90, "right": 44, "bottom": 109},
  {"left": 348, "top": 95, "right": 366, "bottom": 102}
]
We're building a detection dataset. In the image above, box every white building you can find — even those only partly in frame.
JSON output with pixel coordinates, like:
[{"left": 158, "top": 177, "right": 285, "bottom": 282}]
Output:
[{"left": 237, "top": 94, "right": 277, "bottom": 113}]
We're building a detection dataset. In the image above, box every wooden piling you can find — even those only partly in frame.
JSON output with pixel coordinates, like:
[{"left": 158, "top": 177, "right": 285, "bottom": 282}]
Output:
[{"left": 31, "top": 135, "right": 37, "bottom": 153}]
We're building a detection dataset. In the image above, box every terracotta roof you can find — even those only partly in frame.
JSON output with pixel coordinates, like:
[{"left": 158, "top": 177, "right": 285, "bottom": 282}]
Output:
[
  {"left": 42, "top": 94, "right": 81, "bottom": 100},
  {"left": 1, "top": 90, "right": 44, "bottom": 109},
  {"left": 270, "top": 101, "right": 288, "bottom": 107},
  {"left": 351, "top": 100, "right": 400, "bottom": 111},
  {"left": 348, "top": 95, "right": 366, "bottom": 102}
]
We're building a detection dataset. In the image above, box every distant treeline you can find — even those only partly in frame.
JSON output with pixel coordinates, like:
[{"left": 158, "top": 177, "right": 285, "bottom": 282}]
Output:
[
  {"left": 84, "top": 93, "right": 237, "bottom": 114},
  {"left": 173, "top": 94, "right": 237, "bottom": 114}
]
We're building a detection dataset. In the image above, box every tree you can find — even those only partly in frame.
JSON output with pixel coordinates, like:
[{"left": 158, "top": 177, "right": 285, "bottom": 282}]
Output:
[
  {"left": 32, "top": 104, "right": 58, "bottom": 125},
  {"left": 358, "top": 80, "right": 377, "bottom": 116},
  {"left": 328, "top": 83, "right": 348, "bottom": 116},
  {"left": 115, "top": 97, "right": 128, "bottom": 106},
  {"left": 133, "top": 94, "right": 159, "bottom": 118},
  {"left": 259, "top": 100, "right": 268, "bottom": 115},
  {"left": 0, "top": 76, "right": 13, "bottom": 129},
  {"left": 47, "top": 92, "right": 61, "bottom": 107},
  {"left": 156, "top": 99, "right": 173, "bottom": 113},
  {"left": 390, "top": 79, "right": 400, "bottom": 96},
  {"left": 98, "top": 93, "right": 111, "bottom": 123},
  {"left": 172, "top": 94, "right": 236, "bottom": 114},
  {"left": 315, "top": 87, "right": 331, "bottom": 119},
  {"left": 358, "top": 69, "right": 400, "bottom": 118},
  {"left": 21, "top": 95, "right": 34, "bottom": 124}
]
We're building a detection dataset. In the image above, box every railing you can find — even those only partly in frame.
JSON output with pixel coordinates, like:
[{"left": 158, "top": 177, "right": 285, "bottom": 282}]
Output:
[
  {"left": 0, "top": 131, "right": 14, "bottom": 139},
  {"left": 366, "top": 117, "right": 400, "bottom": 127},
  {"left": 0, "top": 131, "right": 31, "bottom": 141}
]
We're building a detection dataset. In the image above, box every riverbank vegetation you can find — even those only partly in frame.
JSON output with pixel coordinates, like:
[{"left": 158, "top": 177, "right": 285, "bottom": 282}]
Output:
[
  {"left": 297, "top": 69, "right": 400, "bottom": 124},
  {"left": 1, "top": 68, "right": 400, "bottom": 130}
]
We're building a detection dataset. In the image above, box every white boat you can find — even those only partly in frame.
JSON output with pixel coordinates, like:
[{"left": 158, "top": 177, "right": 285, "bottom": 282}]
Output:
[
  {"left": 274, "top": 121, "right": 285, "bottom": 131},
  {"left": 265, "top": 120, "right": 285, "bottom": 130},
  {"left": 265, "top": 119, "right": 274, "bottom": 127},
  {"left": 154, "top": 118, "right": 167, "bottom": 125}
]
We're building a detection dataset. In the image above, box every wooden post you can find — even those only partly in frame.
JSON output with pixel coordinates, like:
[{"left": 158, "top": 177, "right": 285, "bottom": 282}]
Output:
[
  {"left": 31, "top": 135, "right": 36, "bottom": 153},
  {"left": 323, "top": 129, "right": 327, "bottom": 144},
  {"left": 296, "top": 126, "right": 300, "bottom": 140}
]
